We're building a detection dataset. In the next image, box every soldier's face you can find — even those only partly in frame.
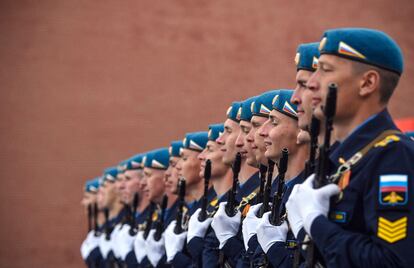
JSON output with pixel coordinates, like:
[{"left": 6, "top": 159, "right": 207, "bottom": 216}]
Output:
[
  {"left": 101, "top": 181, "right": 118, "bottom": 208},
  {"left": 199, "top": 141, "right": 229, "bottom": 179},
  {"left": 262, "top": 110, "right": 300, "bottom": 161},
  {"left": 216, "top": 119, "right": 241, "bottom": 166},
  {"left": 253, "top": 115, "right": 270, "bottom": 165},
  {"left": 124, "top": 170, "right": 142, "bottom": 204},
  {"left": 176, "top": 149, "right": 202, "bottom": 187},
  {"left": 236, "top": 120, "right": 256, "bottom": 166},
  {"left": 116, "top": 174, "right": 128, "bottom": 203},
  {"left": 291, "top": 70, "right": 314, "bottom": 130},
  {"left": 165, "top": 156, "right": 180, "bottom": 195},
  {"left": 143, "top": 167, "right": 165, "bottom": 203},
  {"left": 307, "top": 55, "right": 360, "bottom": 122}
]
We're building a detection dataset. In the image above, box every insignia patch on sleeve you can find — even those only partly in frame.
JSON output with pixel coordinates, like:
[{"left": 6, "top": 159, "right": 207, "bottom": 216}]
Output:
[
  {"left": 379, "top": 175, "right": 408, "bottom": 206},
  {"left": 329, "top": 211, "right": 347, "bottom": 223},
  {"left": 377, "top": 217, "right": 407, "bottom": 243}
]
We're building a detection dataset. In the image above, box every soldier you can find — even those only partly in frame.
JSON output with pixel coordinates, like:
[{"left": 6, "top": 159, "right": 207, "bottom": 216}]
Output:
[
  {"left": 164, "top": 131, "right": 215, "bottom": 267},
  {"left": 287, "top": 28, "right": 414, "bottom": 267},
  {"left": 134, "top": 148, "right": 169, "bottom": 268},
  {"left": 114, "top": 153, "right": 149, "bottom": 268},
  {"left": 80, "top": 177, "right": 102, "bottom": 268},
  {"left": 211, "top": 96, "right": 265, "bottom": 267},
  {"left": 98, "top": 166, "right": 125, "bottom": 267}
]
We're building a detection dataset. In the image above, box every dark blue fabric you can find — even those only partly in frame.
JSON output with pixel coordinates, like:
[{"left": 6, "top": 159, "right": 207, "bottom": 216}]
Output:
[{"left": 311, "top": 109, "right": 414, "bottom": 267}]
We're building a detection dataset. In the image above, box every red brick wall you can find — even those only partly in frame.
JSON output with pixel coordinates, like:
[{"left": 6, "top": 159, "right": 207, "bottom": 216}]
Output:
[{"left": 0, "top": 1, "right": 412, "bottom": 267}]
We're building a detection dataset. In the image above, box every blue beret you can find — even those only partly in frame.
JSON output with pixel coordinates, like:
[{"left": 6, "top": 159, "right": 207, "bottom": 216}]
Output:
[
  {"left": 208, "top": 123, "right": 224, "bottom": 141},
  {"left": 169, "top": 141, "right": 184, "bottom": 157},
  {"left": 295, "top": 42, "right": 320, "bottom": 72},
  {"left": 85, "top": 177, "right": 100, "bottom": 193},
  {"left": 117, "top": 159, "right": 128, "bottom": 173},
  {"left": 251, "top": 90, "right": 280, "bottom": 117},
  {"left": 183, "top": 131, "right": 209, "bottom": 152},
  {"left": 319, "top": 28, "right": 403, "bottom": 75},
  {"left": 226, "top": 102, "right": 242, "bottom": 122},
  {"left": 405, "top": 131, "right": 414, "bottom": 140},
  {"left": 272, "top": 89, "right": 298, "bottom": 120},
  {"left": 240, "top": 96, "right": 257, "bottom": 122},
  {"left": 126, "top": 153, "right": 145, "bottom": 170},
  {"left": 144, "top": 148, "right": 169, "bottom": 170},
  {"left": 103, "top": 167, "right": 119, "bottom": 182}
]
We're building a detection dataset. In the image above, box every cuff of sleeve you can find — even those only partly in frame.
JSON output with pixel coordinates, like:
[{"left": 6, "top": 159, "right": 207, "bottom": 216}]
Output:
[
  {"left": 266, "top": 242, "right": 289, "bottom": 267},
  {"left": 310, "top": 215, "right": 340, "bottom": 254},
  {"left": 222, "top": 236, "right": 245, "bottom": 259},
  {"left": 172, "top": 252, "right": 192, "bottom": 267},
  {"left": 187, "top": 237, "right": 205, "bottom": 260}
]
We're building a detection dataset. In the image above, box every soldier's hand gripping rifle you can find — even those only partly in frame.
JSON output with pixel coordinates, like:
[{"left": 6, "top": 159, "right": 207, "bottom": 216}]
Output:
[
  {"left": 314, "top": 83, "right": 337, "bottom": 188},
  {"left": 258, "top": 159, "right": 276, "bottom": 217},
  {"left": 129, "top": 192, "right": 139, "bottom": 235},
  {"left": 225, "top": 152, "right": 242, "bottom": 217},
  {"left": 154, "top": 195, "right": 168, "bottom": 241},
  {"left": 87, "top": 204, "right": 92, "bottom": 232},
  {"left": 256, "top": 164, "right": 268, "bottom": 205},
  {"left": 174, "top": 178, "right": 186, "bottom": 234},
  {"left": 198, "top": 159, "right": 212, "bottom": 221},
  {"left": 143, "top": 202, "right": 156, "bottom": 239},
  {"left": 270, "top": 148, "right": 289, "bottom": 226}
]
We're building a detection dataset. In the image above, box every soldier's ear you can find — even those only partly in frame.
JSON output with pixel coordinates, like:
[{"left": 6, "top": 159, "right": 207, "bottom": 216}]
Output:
[{"left": 359, "top": 69, "right": 380, "bottom": 98}]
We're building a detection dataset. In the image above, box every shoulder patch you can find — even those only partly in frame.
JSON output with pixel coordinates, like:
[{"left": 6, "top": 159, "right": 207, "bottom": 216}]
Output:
[
  {"left": 379, "top": 175, "right": 408, "bottom": 206},
  {"left": 374, "top": 135, "right": 400, "bottom": 148},
  {"left": 378, "top": 216, "right": 407, "bottom": 243}
]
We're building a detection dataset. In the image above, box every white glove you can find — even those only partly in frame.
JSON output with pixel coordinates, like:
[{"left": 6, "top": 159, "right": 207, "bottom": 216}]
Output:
[
  {"left": 98, "top": 233, "right": 112, "bottom": 259},
  {"left": 164, "top": 221, "right": 188, "bottom": 262},
  {"left": 289, "top": 174, "right": 340, "bottom": 236},
  {"left": 211, "top": 202, "right": 241, "bottom": 249},
  {"left": 134, "top": 230, "right": 147, "bottom": 263},
  {"left": 111, "top": 224, "right": 123, "bottom": 258},
  {"left": 256, "top": 212, "right": 288, "bottom": 253},
  {"left": 115, "top": 225, "right": 137, "bottom": 260},
  {"left": 145, "top": 229, "right": 166, "bottom": 267},
  {"left": 242, "top": 204, "right": 262, "bottom": 250},
  {"left": 80, "top": 231, "right": 99, "bottom": 260},
  {"left": 187, "top": 208, "right": 213, "bottom": 243},
  {"left": 286, "top": 186, "right": 304, "bottom": 238}
]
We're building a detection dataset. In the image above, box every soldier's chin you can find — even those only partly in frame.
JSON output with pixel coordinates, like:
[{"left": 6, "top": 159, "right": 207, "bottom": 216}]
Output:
[{"left": 313, "top": 106, "right": 324, "bottom": 121}]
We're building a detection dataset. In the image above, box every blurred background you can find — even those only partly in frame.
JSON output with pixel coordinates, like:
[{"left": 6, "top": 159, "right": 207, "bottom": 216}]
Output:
[{"left": 0, "top": 0, "right": 413, "bottom": 267}]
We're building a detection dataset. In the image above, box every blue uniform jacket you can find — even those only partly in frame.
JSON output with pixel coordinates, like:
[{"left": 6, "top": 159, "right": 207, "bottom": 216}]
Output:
[{"left": 310, "top": 109, "right": 414, "bottom": 267}]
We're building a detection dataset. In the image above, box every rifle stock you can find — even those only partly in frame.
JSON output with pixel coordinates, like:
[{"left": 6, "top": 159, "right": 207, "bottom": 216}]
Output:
[
  {"left": 270, "top": 148, "right": 288, "bottom": 225},
  {"left": 225, "top": 153, "right": 241, "bottom": 217},
  {"left": 198, "top": 159, "right": 212, "bottom": 221},
  {"left": 256, "top": 164, "right": 268, "bottom": 204},
  {"left": 174, "top": 178, "right": 186, "bottom": 234}
]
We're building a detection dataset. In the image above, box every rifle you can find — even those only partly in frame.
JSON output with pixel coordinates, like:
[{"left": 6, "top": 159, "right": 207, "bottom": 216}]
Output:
[
  {"left": 93, "top": 203, "right": 99, "bottom": 235},
  {"left": 314, "top": 83, "right": 337, "bottom": 188},
  {"left": 258, "top": 159, "right": 275, "bottom": 217},
  {"left": 225, "top": 153, "right": 242, "bottom": 217},
  {"left": 305, "top": 83, "right": 337, "bottom": 268},
  {"left": 174, "top": 178, "right": 186, "bottom": 234},
  {"left": 270, "top": 148, "right": 289, "bottom": 225},
  {"left": 305, "top": 117, "right": 320, "bottom": 177},
  {"left": 256, "top": 164, "right": 268, "bottom": 204},
  {"left": 143, "top": 202, "right": 156, "bottom": 239},
  {"left": 87, "top": 204, "right": 92, "bottom": 232},
  {"left": 103, "top": 207, "right": 111, "bottom": 240},
  {"left": 129, "top": 192, "right": 139, "bottom": 235},
  {"left": 292, "top": 118, "right": 319, "bottom": 268},
  {"left": 198, "top": 159, "right": 212, "bottom": 221},
  {"left": 154, "top": 195, "right": 168, "bottom": 241}
]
